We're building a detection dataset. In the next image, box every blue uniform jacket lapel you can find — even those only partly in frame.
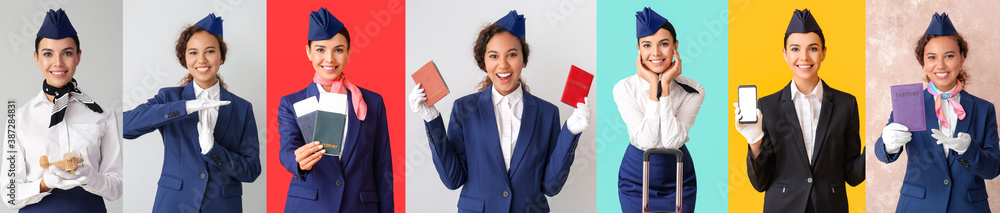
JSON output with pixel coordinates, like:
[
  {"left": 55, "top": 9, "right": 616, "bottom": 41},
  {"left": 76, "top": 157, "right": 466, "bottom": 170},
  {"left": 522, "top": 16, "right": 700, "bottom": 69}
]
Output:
[
  {"left": 477, "top": 87, "right": 512, "bottom": 187},
  {"left": 508, "top": 90, "right": 538, "bottom": 178},
  {"left": 214, "top": 86, "right": 235, "bottom": 143},
  {"left": 342, "top": 89, "right": 362, "bottom": 166},
  {"left": 924, "top": 90, "right": 951, "bottom": 172},
  {"left": 949, "top": 90, "right": 974, "bottom": 164}
]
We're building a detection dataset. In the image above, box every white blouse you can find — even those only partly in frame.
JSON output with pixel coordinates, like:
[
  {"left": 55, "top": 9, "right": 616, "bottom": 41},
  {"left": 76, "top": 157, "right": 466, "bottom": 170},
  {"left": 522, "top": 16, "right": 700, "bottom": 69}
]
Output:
[
  {"left": 2, "top": 91, "right": 123, "bottom": 209},
  {"left": 613, "top": 75, "right": 705, "bottom": 150}
]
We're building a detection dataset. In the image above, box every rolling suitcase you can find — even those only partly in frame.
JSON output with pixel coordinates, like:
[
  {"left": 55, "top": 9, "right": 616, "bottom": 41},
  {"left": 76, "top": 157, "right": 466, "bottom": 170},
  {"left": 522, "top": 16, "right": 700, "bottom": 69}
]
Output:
[{"left": 643, "top": 149, "right": 684, "bottom": 213}]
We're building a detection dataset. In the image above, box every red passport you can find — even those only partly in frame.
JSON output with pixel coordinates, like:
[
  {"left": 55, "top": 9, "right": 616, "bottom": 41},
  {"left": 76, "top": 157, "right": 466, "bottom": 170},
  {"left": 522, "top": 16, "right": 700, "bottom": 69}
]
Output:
[
  {"left": 411, "top": 60, "right": 450, "bottom": 106},
  {"left": 561, "top": 65, "right": 594, "bottom": 107}
]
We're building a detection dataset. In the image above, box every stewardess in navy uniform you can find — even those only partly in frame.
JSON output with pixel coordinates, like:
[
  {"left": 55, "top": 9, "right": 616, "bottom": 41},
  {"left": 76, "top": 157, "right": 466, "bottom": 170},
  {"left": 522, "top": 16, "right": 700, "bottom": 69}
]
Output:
[
  {"left": 277, "top": 7, "right": 393, "bottom": 213},
  {"left": 408, "top": 10, "right": 592, "bottom": 213},
  {"left": 122, "top": 13, "right": 261, "bottom": 213},
  {"left": 875, "top": 12, "right": 1000, "bottom": 212}
]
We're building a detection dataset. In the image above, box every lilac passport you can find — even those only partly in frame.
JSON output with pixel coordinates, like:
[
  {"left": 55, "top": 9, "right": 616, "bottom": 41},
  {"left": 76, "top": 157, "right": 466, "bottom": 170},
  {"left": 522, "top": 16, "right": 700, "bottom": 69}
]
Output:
[{"left": 890, "top": 83, "right": 926, "bottom": 132}]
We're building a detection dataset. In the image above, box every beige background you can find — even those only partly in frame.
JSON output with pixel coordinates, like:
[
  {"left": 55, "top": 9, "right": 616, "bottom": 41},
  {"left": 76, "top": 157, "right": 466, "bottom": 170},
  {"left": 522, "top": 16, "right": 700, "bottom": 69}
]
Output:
[{"left": 866, "top": 0, "right": 1000, "bottom": 212}]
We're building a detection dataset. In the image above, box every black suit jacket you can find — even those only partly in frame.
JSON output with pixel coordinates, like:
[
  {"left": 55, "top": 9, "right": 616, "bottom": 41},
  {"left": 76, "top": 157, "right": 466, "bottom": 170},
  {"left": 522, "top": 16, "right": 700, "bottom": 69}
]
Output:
[{"left": 747, "top": 81, "right": 865, "bottom": 213}]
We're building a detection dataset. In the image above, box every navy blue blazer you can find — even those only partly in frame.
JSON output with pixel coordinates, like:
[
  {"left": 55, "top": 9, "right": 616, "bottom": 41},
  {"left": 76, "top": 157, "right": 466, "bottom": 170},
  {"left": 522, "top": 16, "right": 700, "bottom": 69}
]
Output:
[
  {"left": 123, "top": 82, "right": 261, "bottom": 213},
  {"left": 424, "top": 85, "right": 582, "bottom": 213},
  {"left": 875, "top": 89, "right": 1000, "bottom": 212},
  {"left": 278, "top": 83, "right": 393, "bottom": 213}
]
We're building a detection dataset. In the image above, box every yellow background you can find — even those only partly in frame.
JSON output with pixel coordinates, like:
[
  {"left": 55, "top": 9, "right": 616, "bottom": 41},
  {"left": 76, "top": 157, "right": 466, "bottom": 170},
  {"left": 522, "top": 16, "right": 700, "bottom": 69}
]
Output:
[{"left": 728, "top": 0, "right": 866, "bottom": 212}]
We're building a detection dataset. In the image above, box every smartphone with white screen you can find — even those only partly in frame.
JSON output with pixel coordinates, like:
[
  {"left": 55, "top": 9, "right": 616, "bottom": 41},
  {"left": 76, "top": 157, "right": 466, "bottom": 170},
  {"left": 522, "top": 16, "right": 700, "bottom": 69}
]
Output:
[{"left": 738, "top": 85, "right": 758, "bottom": 124}]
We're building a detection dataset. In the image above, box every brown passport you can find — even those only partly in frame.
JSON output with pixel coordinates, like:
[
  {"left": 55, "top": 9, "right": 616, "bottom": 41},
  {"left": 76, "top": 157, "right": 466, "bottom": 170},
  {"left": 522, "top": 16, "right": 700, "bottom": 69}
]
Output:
[
  {"left": 561, "top": 65, "right": 594, "bottom": 107},
  {"left": 411, "top": 60, "right": 450, "bottom": 106}
]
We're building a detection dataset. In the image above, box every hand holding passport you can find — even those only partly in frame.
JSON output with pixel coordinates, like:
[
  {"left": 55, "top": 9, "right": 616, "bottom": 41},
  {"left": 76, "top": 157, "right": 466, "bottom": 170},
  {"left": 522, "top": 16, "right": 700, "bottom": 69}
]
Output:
[
  {"left": 293, "top": 93, "right": 349, "bottom": 157},
  {"left": 561, "top": 65, "right": 594, "bottom": 107}
]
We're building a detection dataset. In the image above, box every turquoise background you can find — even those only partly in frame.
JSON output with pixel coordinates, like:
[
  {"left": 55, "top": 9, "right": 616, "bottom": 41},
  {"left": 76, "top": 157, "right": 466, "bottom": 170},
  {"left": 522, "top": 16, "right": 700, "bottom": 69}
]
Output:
[{"left": 595, "top": 1, "right": 729, "bottom": 212}]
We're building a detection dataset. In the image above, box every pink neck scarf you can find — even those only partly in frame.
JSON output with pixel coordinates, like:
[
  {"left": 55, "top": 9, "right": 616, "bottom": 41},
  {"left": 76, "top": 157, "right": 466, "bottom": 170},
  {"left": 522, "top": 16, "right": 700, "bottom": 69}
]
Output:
[
  {"left": 314, "top": 73, "right": 367, "bottom": 121},
  {"left": 927, "top": 81, "right": 965, "bottom": 128}
]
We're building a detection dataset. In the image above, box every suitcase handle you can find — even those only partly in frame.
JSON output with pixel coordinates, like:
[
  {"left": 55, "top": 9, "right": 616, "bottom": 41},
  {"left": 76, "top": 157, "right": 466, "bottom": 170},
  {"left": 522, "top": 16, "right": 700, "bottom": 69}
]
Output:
[{"left": 642, "top": 148, "right": 683, "bottom": 213}]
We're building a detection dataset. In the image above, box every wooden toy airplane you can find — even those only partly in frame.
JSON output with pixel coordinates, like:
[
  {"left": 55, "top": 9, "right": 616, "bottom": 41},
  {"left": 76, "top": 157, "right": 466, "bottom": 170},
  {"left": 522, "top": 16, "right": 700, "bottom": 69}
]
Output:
[{"left": 39, "top": 152, "right": 84, "bottom": 175}]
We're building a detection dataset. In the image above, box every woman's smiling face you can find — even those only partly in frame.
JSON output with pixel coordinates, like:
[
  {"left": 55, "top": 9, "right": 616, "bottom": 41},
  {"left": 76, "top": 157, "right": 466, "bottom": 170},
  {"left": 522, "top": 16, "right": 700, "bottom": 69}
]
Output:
[
  {"left": 35, "top": 37, "right": 80, "bottom": 88},
  {"left": 922, "top": 36, "right": 964, "bottom": 91},
  {"left": 637, "top": 28, "right": 676, "bottom": 74},
  {"left": 307, "top": 33, "right": 350, "bottom": 81},
  {"left": 783, "top": 32, "right": 826, "bottom": 81},
  {"left": 185, "top": 31, "right": 223, "bottom": 88},
  {"left": 484, "top": 31, "right": 524, "bottom": 95}
]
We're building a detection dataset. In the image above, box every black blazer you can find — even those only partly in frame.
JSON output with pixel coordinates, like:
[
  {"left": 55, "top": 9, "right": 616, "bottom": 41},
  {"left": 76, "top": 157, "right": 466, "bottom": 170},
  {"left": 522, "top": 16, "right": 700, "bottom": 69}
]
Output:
[{"left": 747, "top": 81, "right": 865, "bottom": 213}]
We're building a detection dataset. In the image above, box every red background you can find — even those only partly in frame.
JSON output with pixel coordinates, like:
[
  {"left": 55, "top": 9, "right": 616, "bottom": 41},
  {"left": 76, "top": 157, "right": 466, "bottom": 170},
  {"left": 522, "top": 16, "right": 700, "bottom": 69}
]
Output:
[{"left": 266, "top": 1, "right": 405, "bottom": 212}]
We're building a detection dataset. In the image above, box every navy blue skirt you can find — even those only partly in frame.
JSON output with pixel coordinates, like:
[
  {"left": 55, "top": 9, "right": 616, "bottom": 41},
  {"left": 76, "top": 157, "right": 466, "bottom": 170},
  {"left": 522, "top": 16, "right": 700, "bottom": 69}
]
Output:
[
  {"left": 619, "top": 144, "right": 696, "bottom": 213},
  {"left": 20, "top": 187, "right": 106, "bottom": 213}
]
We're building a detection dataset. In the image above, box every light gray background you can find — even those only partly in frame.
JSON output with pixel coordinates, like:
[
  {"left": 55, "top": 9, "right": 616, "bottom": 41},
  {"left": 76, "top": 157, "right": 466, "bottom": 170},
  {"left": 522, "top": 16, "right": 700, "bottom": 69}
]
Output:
[
  {"left": 405, "top": 0, "right": 597, "bottom": 212},
  {"left": 121, "top": 0, "right": 266, "bottom": 212},
  {"left": 0, "top": 0, "right": 124, "bottom": 212}
]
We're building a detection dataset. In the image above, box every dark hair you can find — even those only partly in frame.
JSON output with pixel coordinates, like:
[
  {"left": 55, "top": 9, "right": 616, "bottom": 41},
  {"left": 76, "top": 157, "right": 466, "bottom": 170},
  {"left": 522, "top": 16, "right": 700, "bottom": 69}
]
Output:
[
  {"left": 175, "top": 25, "right": 228, "bottom": 88},
  {"left": 34, "top": 35, "right": 81, "bottom": 53},
  {"left": 783, "top": 31, "right": 826, "bottom": 49},
  {"left": 915, "top": 33, "right": 970, "bottom": 84},
  {"left": 308, "top": 27, "right": 351, "bottom": 48},
  {"left": 637, "top": 22, "right": 678, "bottom": 44},
  {"left": 473, "top": 23, "right": 531, "bottom": 92}
]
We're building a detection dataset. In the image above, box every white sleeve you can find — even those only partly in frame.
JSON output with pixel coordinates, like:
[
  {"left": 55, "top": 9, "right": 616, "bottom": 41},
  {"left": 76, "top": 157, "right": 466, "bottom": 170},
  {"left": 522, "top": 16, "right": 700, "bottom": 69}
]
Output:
[
  {"left": 81, "top": 111, "right": 124, "bottom": 201},
  {"left": 3, "top": 112, "right": 50, "bottom": 209},
  {"left": 657, "top": 89, "right": 705, "bottom": 149},
  {"left": 614, "top": 81, "right": 660, "bottom": 150}
]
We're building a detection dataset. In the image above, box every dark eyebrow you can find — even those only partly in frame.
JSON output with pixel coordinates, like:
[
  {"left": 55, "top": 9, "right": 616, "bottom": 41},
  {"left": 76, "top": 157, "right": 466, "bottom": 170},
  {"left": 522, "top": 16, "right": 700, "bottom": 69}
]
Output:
[
  {"left": 659, "top": 39, "right": 671, "bottom": 43},
  {"left": 61, "top": 47, "right": 76, "bottom": 52},
  {"left": 40, "top": 48, "right": 54, "bottom": 52},
  {"left": 507, "top": 48, "right": 519, "bottom": 52},
  {"left": 313, "top": 45, "right": 325, "bottom": 49},
  {"left": 334, "top": 44, "right": 346, "bottom": 49},
  {"left": 944, "top": 51, "right": 956, "bottom": 54},
  {"left": 807, "top": 43, "right": 820, "bottom": 47}
]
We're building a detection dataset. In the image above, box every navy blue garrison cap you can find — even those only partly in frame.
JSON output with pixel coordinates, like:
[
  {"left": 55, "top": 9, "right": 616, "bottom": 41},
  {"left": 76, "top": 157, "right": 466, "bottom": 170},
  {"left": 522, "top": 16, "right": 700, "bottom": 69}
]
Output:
[
  {"left": 635, "top": 7, "right": 667, "bottom": 38},
  {"left": 495, "top": 10, "right": 525, "bottom": 38},
  {"left": 195, "top": 13, "right": 224, "bottom": 38},
  {"left": 785, "top": 9, "right": 822, "bottom": 35},
  {"left": 925, "top": 12, "right": 958, "bottom": 35},
  {"left": 308, "top": 7, "right": 345, "bottom": 41},
  {"left": 37, "top": 9, "right": 77, "bottom": 39}
]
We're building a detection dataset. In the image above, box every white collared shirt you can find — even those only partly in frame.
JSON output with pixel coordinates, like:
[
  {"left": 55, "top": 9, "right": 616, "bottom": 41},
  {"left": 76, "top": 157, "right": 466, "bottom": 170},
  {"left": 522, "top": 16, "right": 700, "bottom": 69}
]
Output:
[
  {"left": 2, "top": 91, "right": 123, "bottom": 209},
  {"left": 491, "top": 84, "right": 524, "bottom": 171},
  {"left": 613, "top": 75, "right": 705, "bottom": 150},
  {"left": 195, "top": 82, "right": 221, "bottom": 154},
  {"left": 790, "top": 79, "right": 823, "bottom": 165},
  {"left": 316, "top": 83, "right": 350, "bottom": 150},
  {"left": 936, "top": 86, "right": 960, "bottom": 157}
]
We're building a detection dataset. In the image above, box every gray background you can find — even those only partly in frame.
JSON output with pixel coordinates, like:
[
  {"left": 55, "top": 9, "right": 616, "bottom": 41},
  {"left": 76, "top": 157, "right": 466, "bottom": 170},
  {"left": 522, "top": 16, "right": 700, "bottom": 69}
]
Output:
[
  {"left": 121, "top": 0, "right": 266, "bottom": 212},
  {"left": 0, "top": 0, "right": 124, "bottom": 212},
  {"left": 405, "top": 0, "right": 598, "bottom": 212}
]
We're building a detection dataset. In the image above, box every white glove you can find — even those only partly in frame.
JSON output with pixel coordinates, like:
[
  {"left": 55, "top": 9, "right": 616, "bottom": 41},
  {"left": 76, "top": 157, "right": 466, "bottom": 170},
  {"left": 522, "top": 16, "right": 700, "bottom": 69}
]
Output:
[
  {"left": 198, "top": 110, "right": 215, "bottom": 154},
  {"left": 409, "top": 84, "right": 441, "bottom": 122},
  {"left": 44, "top": 165, "right": 89, "bottom": 190},
  {"left": 881, "top": 123, "right": 911, "bottom": 154},
  {"left": 932, "top": 129, "right": 971, "bottom": 155},
  {"left": 566, "top": 97, "right": 591, "bottom": 135},
  {"left": 733, "top": 103, "right": 764, "bottom": 144},
  {"left": 185, "top": 99, "right": 231, "bottom": 115}
]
